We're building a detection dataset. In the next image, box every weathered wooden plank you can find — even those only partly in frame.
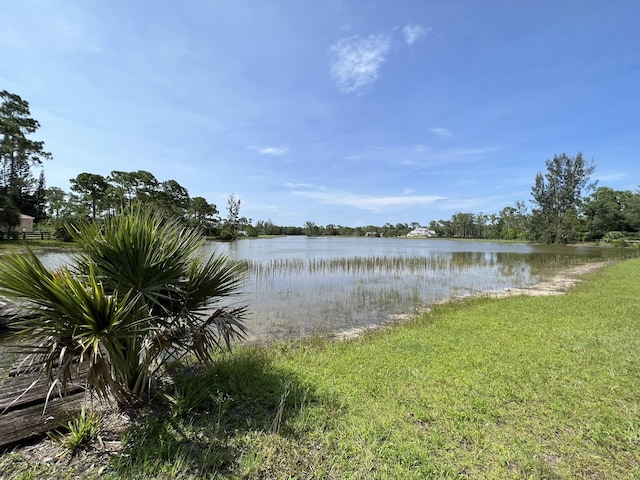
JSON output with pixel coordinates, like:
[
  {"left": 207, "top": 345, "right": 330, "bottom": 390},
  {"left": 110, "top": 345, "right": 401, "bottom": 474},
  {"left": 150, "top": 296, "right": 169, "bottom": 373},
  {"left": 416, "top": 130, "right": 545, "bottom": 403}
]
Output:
[
  {"left": 0, "top": 378, "right": 86, "bottom": 413},
  {"left": 0, "top": 363, "right": 89, "bottom": 412},
  {"left": 0, "top": 392, "right": 86, "bottom": 449}
]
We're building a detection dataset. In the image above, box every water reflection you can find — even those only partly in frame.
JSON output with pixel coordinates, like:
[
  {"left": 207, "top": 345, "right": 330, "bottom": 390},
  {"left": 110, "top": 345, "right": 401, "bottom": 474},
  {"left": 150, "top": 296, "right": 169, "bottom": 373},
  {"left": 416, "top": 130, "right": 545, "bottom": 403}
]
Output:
[
  {"left": 3, "top": 238, "right": 639, "bottom": 344},
  {"left": 201, "top": 237, "right": 638, "bottom": 340}
]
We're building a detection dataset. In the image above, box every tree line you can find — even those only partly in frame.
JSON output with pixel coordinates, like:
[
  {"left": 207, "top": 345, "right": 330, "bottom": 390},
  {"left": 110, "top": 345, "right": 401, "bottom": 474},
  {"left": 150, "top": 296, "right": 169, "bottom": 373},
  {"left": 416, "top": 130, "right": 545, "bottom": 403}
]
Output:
[
  {"left": 2, "top": 90, "right": 639, "bottom": 244},
  {"left": 298, "top": 153, "right": 640, "bottom": 245},
  {"left": 56, "top": 170, "right": 240, "bottom": 238},
  {"left": 12, "top": 166, "right": 251, "bottom": 241},
  {"left": 426, "top": 153, "right": 640, "bottom": 244},
  {"left": 0, "top": 90, "right": 252, "bottom": 240}
]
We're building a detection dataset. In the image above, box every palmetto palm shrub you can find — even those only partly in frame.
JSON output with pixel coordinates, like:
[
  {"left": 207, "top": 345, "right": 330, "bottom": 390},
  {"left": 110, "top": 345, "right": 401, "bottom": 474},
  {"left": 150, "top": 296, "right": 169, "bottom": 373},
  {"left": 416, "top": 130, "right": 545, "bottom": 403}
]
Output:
[{"left": 0, "top": 206, "right": 248, "bottom": 407}]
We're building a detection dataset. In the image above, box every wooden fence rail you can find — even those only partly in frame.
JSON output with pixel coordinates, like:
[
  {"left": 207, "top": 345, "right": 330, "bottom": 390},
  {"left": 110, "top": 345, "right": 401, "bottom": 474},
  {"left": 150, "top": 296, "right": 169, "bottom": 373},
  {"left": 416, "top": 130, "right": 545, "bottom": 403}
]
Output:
[{"left": 0, "top": 231, "right": 52, "bottom": 241}]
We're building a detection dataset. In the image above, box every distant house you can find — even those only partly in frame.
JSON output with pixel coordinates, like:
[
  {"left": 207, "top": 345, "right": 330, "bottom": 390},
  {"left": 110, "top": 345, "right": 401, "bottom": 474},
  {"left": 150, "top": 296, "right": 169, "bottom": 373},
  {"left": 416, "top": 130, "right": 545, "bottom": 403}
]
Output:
[
  {"left": 407, "top": 227, "right": 437, "bottom": 237},
  {"left": 0, "top": 211, "right": 35, "bottom": 233},
  {"left": 19, "top": 214, "right": 35, "bottom": 232}
]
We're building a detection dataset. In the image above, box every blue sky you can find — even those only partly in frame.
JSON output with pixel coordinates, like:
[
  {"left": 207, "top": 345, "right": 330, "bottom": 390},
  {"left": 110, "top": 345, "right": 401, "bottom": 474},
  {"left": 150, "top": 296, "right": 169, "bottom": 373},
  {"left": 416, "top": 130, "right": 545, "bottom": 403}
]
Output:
[{"left": 2, "top": 1, "right": 639, "bottom": 227}]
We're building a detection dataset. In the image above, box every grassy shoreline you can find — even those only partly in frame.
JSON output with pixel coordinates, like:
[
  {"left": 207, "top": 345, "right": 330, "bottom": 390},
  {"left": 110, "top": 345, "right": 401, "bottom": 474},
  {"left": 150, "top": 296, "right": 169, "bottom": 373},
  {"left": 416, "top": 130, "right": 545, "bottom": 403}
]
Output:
[
  {"left": 0, "top": 240, "right": 75, "bottom": 253},
  {"left": 2, "top": 258, "right": 640, "bottom": 478}
]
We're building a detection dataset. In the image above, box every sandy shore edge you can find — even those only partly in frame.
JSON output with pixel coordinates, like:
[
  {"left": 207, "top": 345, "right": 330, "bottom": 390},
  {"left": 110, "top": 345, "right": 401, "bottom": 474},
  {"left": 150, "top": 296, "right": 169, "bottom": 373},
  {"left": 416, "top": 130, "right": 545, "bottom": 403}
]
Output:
[{"left": 333, "top": 261, "right": 610, "bottom": 341}]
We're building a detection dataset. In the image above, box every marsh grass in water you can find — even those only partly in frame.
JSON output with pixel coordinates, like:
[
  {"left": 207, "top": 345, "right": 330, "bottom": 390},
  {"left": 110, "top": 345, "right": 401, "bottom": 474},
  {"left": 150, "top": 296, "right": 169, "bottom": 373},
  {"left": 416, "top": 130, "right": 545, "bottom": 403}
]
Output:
[
  {"left": 244, "top": 251, "right": 632, "bottom": 279},
  {"left": 3, "top": 238, "right": 637, "bottom": 346},
  {"left": 240, "top": 249, "right": 637, "bottom": 340}
]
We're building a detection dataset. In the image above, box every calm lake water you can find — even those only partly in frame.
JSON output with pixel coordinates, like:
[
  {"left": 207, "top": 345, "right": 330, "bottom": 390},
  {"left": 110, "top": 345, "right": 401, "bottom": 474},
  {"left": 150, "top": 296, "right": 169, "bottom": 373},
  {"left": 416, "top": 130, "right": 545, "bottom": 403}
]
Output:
[
  {"left": 1, "top": 237, "right": 638, "bottom": 372},
  {"left": 204, "top": 237, "right": 635, "bottom": 340}
]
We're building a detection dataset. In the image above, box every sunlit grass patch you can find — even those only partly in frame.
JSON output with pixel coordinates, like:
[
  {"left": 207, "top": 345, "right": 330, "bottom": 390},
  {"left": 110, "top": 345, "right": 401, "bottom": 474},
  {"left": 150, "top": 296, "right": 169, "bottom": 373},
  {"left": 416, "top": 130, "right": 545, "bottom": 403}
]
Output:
[
  {"left": 257, "top": 258, "right": 640, "bottom": 478},
  {"left": 2, "top": 258, "right": 640, "bottom": 479}
]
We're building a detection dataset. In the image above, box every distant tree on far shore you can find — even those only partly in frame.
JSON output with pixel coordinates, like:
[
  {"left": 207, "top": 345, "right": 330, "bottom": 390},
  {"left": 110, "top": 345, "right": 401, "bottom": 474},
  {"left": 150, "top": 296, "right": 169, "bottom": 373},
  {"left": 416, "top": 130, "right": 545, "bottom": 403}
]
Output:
[{"left": 529, "top": 152, "right": 596, "bottom": 244}]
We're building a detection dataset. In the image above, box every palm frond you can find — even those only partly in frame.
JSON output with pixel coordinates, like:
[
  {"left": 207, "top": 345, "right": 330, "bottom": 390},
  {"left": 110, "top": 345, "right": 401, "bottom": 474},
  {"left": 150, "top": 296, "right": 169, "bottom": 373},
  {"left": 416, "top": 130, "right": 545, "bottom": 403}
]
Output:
[{"left": 0, "top": 205, "right": 249, "bottom": 408}]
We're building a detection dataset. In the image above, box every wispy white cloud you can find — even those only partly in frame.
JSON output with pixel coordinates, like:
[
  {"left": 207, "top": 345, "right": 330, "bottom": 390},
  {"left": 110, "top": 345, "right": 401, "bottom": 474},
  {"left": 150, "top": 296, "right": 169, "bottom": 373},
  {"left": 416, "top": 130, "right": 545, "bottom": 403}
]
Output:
[
  {"left": 292, "top": 189, "right": 446, "bottom": 212},
  {"left": 450, "top": 146, "right": 503, "bottom": 156},
  {"left": 438, "top": 192, "right": 521, "bottom": 213},
  {"left": 284, "top": 182, "right": 315, "bottom": 189},
  {"left": 402, "top": 24, "right": 429, "bottom": 46},
  {"left": 595, "top": 172, "right": 626, "bottom": 182},
  {"left": 0, "top": 2, "right": 105, "bottom": 54},
  {"left": 430, "top": 127, "right": 453, "bottom": 138},
  {"left": 329, "top": 34, "right": 391, "bottom": 94},
  {"left": 344, "top": 144, "right": 503, "bottom": 168},
  {"left": 249, "top": 146, "right": 289, "bottom": 155},
  {"left": 328, "top": 23, "right": 429, "bottom": 94}
]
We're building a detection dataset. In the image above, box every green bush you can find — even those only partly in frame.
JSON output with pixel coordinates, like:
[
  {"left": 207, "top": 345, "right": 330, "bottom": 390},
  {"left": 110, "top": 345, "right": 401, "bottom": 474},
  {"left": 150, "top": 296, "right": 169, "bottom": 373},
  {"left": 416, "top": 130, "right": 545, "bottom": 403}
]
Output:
[
  {"left": 0, "top": 205, "right": 248, "bottom": 408},
  {"left": 600, "top": 231, "right": 630, "bottom": 246}
]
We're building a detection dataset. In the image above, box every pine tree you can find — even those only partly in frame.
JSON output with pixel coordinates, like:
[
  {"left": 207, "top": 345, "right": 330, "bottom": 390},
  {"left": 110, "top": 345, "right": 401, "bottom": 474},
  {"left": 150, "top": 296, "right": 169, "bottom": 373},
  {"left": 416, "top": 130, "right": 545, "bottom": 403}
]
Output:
[{"left": 530, "top": 152, "right": 596, "bottom": 243}]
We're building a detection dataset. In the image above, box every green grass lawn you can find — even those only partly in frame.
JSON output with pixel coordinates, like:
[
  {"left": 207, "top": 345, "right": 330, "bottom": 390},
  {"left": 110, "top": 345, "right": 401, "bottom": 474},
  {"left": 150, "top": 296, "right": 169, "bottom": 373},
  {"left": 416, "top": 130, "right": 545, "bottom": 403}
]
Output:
[
  {"left": 2, "top": 259, "right": 639, "bottom": 479},
  {"left": 0, "top": 240, "right": 73, "bottom": 252}
]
